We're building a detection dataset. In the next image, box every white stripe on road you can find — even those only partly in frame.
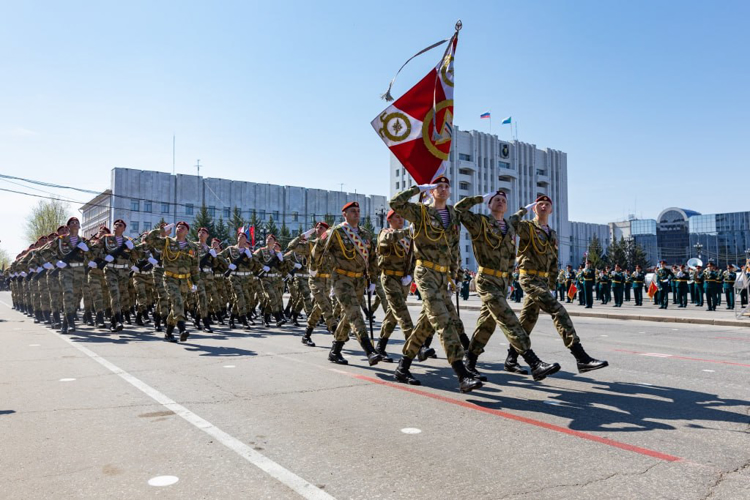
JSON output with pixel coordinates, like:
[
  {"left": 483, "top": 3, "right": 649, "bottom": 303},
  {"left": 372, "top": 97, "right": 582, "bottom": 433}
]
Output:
[{"left": 0, "top": 301, "right": 334, "bottom": 500}]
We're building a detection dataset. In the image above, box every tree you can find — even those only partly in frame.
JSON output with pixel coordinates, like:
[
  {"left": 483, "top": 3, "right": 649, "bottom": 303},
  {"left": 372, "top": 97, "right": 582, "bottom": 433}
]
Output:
[
  {"left": 324, "top": 213, "right": 336, "bottom": 227},
  {"left": 279, "top": 221, "right": 292, "bottom": 249},
  {"left": 606, "top": 237, "right": 628, "bottom": 269},
  {"left": 266, "top": 215, "right": 279, "bottom": 241},
  {"left": 24, "top": 199, "right": 71, "bottom": 243},
  {"left": 214, "top": 217, "right": 230, "bottom": 246},
  {"left": 189, "top": 205, "right": 215, "bottom": 241},
  {"left": 586, "top": 235, "right": 606, "bottom": 269},
  {"left": 152, "top": 217, "right": 167, "bottom": 230},
  {"left": 362, "top": 215, "right": 375, "bottom": 234},
  {"left": 230, "top": 207, "right": 245, "bottom": 245},
  {"left": 625, "top": 238, "right": 651, "bottom": 270},
  {"left": 0, "top": 247, "right": 10, "bottom": 269}
]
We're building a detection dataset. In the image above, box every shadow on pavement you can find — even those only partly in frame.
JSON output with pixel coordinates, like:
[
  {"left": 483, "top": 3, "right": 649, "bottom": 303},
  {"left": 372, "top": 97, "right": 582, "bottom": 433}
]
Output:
[{"left": 0, "top": 410, "right": 16, "bottom": 416}]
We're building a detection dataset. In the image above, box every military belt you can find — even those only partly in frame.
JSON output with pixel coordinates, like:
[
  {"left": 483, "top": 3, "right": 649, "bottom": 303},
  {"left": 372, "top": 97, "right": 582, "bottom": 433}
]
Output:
[
  {"left": 109, "top": 264, "right": 129, "bottom": 270},
  {"left": 725, "top": 280, "right": 735, "bottom": 284},
  {"left": 335, "top": 268, "right": 364, "bottom": 278},
  {"left": 232, "top": 271, "right": 253, "bottom": 277},
  {"left": 165, "top": 271, "right": 190, "bottom": 280},
  {"left": 68, "top": 263, "right": 84, "bottom": 268},
  {"left": 675, "top": 279, "right": 687, "bottom": 282},
  {"left": 478, "top": 266, "right": 509, "bottom": 278},
  {"left": 295, "top": 273, "right": 309, "bottom": 278},
  {"left": 382, "top": 269, "right": 405, "bottom": 277},
  {"left": 612, "top": 280, "right": 623, "bottom": 284},
  {"left": 584, "top": 279, "right": 594, "bottom": 281},
  {"left": 634, "top": 280, "right": 643, "bottom": 283},
  {"left": 520, "top": 269, "right": 549, "bottom": 278},
  {"left": 706, "top": 280, "right": 718, "bottom": 283},
  {"left": 416, "top": 260, "right": 449, "bottom": 273},
  {"left": 200, "top": 267, "right": 213, "bottom": 273},
  {"left": 264, "top": 273, "right": 280, "bottom": 278}
]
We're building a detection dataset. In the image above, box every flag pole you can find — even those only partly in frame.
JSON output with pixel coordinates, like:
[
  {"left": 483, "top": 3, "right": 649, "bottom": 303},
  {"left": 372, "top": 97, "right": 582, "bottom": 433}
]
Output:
[{"left": 489, "top": 110, "right": 492, "bottom": 135}]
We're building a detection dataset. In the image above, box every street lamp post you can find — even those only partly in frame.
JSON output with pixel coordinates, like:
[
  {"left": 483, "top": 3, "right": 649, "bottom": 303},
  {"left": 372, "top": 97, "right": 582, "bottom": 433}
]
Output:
[{"left": 694, "top": 242, "right": 703, "bottom": 260}]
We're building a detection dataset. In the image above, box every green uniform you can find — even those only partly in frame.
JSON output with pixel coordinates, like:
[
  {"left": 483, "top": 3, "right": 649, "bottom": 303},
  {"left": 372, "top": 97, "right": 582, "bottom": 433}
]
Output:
[
  {"left": 95, "top": 234, "right": 137, "bottom": 318},
  {"left": 722, "top": 269, "right": 737, "bottom": 309},
  {"left": 610, "top": 270, "right": 624, "bottom": 307},
  {"left": 674, "top": 268, "right": 689, "bottom": 307},
  {"left": 376, "top": 227, "right": 414, "bottom": 342},
  {"left": 631, "top": 270, "right": 645, "bottom": 306}
]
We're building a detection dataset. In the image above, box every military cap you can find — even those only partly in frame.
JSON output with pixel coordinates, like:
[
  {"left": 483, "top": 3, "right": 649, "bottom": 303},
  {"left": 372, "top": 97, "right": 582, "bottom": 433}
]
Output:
[
  {"left": 176, "top": 221, "right": 189, "bottom": 230},
  {"left": 433, "top": 175, "right": 450, "bottom": 185},
  {"left": 386, "top": 209, "right": 396, "bottom": 220},
  {"left": 66, "top": 217, "right": 79, "bottom": 226},
  {"left": 316, "top": 221, "right": 330, "bottom": 229},
  {"left": 342, "top": 201, "right": 359, "bottom": 212},
  {"left": 535, "top": 194, "right": 552, "bottom": 204},
  {"left": 197, "top": 226, "right": 209, "bottom": 234},
  {"left": 113, "top": 219, "right": 127, "bottom": 228},
  {"left": 488, "top": 190, "right": 507, "bottom": 205},
  {"left": 99, "top": 225, "right": 110, "bottom": 233}
]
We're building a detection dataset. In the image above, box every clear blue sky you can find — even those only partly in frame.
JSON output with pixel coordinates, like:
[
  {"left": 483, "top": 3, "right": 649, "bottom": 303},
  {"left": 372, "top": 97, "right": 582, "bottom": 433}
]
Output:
[{"left": 1, "top": 0, "right": 748, "bottom": 256}]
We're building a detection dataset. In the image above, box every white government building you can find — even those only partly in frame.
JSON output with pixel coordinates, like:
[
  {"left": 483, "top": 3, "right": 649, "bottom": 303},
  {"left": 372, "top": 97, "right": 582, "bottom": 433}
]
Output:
[
  {"left": 390, "top": 126, "right": 607, "bottom": 269},
  {"left": 81, "top": 168, "right": 388, "bottom": 240}
]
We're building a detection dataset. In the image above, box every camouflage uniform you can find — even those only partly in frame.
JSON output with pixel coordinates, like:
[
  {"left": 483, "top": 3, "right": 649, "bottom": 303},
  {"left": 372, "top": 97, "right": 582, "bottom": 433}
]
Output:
[
  {"left": 307, "top": 237, "right": 338, "bottom": 332},
  {"left": 218, "top": 245, "right": 261, "bottom": 326},
  {"left": 376, "top": 227, "right": 414, "bottom": 343},
  {"left": 315, "top": 220, "right": 380, "bottom": 364},
  {"left": 45, "top": 234, "right": 90, "bottom": 330},
  {"left": 254, "top": 247, "right": 286, "bottom": 322},
  {"left": 454, "top": 197, "right": 531, "bottom": 355},
  {"left": 145, "top": 229, "right": 199, "bottom": 333}
]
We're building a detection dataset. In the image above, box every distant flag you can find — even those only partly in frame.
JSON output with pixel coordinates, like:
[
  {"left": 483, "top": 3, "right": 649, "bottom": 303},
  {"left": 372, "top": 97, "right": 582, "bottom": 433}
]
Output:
[
  {"left": 480, "top": 112, "right": 491, "bottom": 119},
  {"left": 567, "top": 283, "right": 577, "bottom": 301},
  {"left": 250, "top": 226, "right": 255, "bottom": 247},
  {"left": 501, "top": 116, "right": 512, "bottom": 125},
  {"left": 371, "top": 22, "right": 461, "bottom": 185}
]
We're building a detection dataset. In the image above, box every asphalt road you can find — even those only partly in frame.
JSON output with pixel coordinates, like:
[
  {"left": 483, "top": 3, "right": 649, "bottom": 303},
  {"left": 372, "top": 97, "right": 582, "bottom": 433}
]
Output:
[{"left": 1, "top": 291, "right": 748, "bottom": 499}]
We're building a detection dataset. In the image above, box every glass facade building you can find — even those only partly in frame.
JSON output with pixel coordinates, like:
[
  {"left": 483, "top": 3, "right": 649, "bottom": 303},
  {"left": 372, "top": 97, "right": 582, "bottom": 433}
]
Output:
[{"left": 689, "top": 211, "right": 750, "bottom": 267}]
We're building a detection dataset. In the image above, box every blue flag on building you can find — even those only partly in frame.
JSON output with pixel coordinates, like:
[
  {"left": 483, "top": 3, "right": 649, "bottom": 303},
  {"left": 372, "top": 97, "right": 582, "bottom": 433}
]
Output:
[{"left": 501, "top": 116, "right": 512, "bottom": 125}]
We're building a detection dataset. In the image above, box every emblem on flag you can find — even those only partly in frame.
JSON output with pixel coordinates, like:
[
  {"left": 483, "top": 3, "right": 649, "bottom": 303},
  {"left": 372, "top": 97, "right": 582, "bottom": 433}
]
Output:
[{"left": 372, "top": 21, "right": 461, "bottom": 186}]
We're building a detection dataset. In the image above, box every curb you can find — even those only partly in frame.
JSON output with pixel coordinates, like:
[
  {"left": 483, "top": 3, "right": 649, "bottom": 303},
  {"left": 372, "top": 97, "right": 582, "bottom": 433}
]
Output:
[{"left": 405, "top": 301, "right": 748, "bottom": 327}]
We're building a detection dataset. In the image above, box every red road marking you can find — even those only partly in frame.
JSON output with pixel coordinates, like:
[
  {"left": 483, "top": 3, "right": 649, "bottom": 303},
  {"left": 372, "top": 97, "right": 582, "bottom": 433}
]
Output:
[
  {"left": 339, "top": 371, "right": 681, "bottom": 463},
  {"left": 614, "top": 349, "right": 750, "bottom": 368}
]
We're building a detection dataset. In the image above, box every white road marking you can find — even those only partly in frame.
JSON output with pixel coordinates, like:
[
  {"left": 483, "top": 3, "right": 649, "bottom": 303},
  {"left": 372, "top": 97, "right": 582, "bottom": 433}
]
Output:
[
  {"left": 148, "top": 475, "right": 179, "bottom": 487},
  {"left": 642, "top": 353, "right": 673, "bottom": 358},
  {"left": 401, "top": 428, "right": 422, "bottom": 434},
  {"left": 702, "top": 369, "right": 715, "bottom": 373},
  {"left": 50, "top": 332, "right": 335, "bottom": 499},
  {"left": 29, "top": 344, "right": 40, "bottom": 347},
  {"left": 59, "top": 378, "right": 76, "bottom": 382},
  {"left": 600, "top": 335, "right": 608, "bottom": 337},
  {"left": 223, "top": 365, "right": 236, "bottom": 368}
]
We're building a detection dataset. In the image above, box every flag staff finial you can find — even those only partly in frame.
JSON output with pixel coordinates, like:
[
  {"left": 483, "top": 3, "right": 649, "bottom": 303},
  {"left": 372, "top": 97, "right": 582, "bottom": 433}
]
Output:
[{"left": 455, "top": 20, "right": 462, "bottom": 31}]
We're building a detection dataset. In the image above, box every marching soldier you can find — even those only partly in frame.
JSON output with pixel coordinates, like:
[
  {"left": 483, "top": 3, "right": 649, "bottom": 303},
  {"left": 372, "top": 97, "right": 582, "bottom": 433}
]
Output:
[
  {"left": 304, "top": 222, "right": 339, "bottom": 346},
  {"left": 254, "top": 235, "right": 288, "bottom": 328},
  {"left": 285, "top": 231, "right": 314, "bottom": 327},
  {"left": 722, "top": 263, "right": 737, "bottom": 310},
  {"left": 389, "top": 177, "right": 482, "bottom": 392},
  {"left": 95, "top": 219, "right": 136, "bottom": 332},
  {"left": 315, "top": 201, "right": 382, "bottom": 367},
  {"left": 600, "top": 266, "right": 612, "bottom": 304},
  {"left": 456, "top": 191, "right": 560, "bottom": 382},
  {"left": 375, "top": 209, "right": 416, "bottom": 362},
  {"left": 219, "top": 229, "right": 260, "bottom": 329},
  {"left": 624, "top": 269, "right": 632, "bottom": 302},
  {"left": 144, "top": 221, "right": 199, "bottom": 341},
  {"left": 582, "top": 260, "right": 596, "bottom": 308},
  {"left": 693, "top": 264, "right": 705, "bottom": 307},
  {"left": 515, "top": 195, "right": 608, "bottom": 374},
  {"left": 46, "top": 217, "right": 90, "bottom": 333},
  {"left": 195, "top": 227, "right": 219, "bottom": 332}
]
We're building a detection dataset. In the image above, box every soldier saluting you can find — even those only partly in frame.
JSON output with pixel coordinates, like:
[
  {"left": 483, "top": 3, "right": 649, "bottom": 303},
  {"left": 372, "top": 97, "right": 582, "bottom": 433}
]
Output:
[
  {"left": 144, "top": 221, "right": 200, "bottom": 342},
  {"left": 95, "top": 219, "right": 136, "bottom": 332},
  {"left": 46, "top": 217, "right": 90, "bottom": 334}
]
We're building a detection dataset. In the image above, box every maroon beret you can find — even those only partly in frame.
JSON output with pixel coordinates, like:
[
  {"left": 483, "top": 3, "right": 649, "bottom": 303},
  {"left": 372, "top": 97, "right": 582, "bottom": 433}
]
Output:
[{"left": 342, "top": 201, "right": 359, "bottom": 212}]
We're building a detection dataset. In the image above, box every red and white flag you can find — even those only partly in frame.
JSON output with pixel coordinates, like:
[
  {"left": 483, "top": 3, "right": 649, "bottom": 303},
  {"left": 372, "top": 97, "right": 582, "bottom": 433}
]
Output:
[{"left": 371, "top": 22, "right": 460, "bottom": 185}]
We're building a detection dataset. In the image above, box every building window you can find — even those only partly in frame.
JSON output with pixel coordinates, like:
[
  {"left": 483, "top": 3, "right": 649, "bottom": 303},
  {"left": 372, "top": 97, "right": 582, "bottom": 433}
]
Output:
[
  {"left": 130, "top": 200, "right": 139, "bottom": 211},
  {"left": 144, "top": 201, "right": 152, "bottom": 213},
  {"left": 259, "top": 210, "right": 266, "bottom": 220},
  {"left": 459, "top": 153, "right": 472, "bottom": 162},
  {"left": 208, "top": 206, "right": 216, "bottom": 217},
  {"left": 161, "top": 203, "right": 170, "bottom": 213},
  {"left": 293, "top": 212, "right": 299, "bottom": 222},
  {"left": 396, "top": 181, "right": 400, "bottom": 189},
  {"left": 458, "top": 168, "right": 472, "bottom": 175},
  {"left": 459, "top": 182, "right": 470, "bottom": 190},
  {"left": 498, "top": 161, "right": 511, "bottom": 169},
  {"left": 131, "top": 222, "right": 139, "bottom": 234},
  {"left": 223, "top": 207, "right": 230, "bottom": 218},
  {"left": 273, "top": 211, "right": 279, "bottom": 220},
  {"left": 186, "top": 203, "right": 194, "bottom": 216}
]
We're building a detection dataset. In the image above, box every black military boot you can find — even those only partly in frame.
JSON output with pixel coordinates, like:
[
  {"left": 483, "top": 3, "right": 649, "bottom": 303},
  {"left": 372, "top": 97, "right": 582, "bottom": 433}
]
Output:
[
  {"left": 328, "top": 341, "right": 348, "bottom": 365},
  {"left": 217, "top": 311, "right": 226, "bottom": 325},
  {"left": 135, "top": 311, "right": 145, "bottom": 326},
  {"left": 504, "top": 347, "right": 529, "bottom": 375},
  {"left": 376, "top": 337, "right": 393, "bottom": 362},
  {"left": 67, "top": 313, "right": 77, "bottom": 333},
  {"left": 417, "top": 344, "right": 436, "bottom": 362},
  {"left": 95, "top": 311, "right": 106, "bottom": 328},
  {"left": 458, "top": 332, "right": 471, "bottom": 350},
  {"left": 301, "top": 327, "right": 316, "bottom": 346},
  {"left": 463, "top": 350, "right": 488, "bottom": 382},
  {"left": 394, "top": 357, "right": 421, "bottom": 385},
  {"left": 291, "top": 312, "right": 301, "bottom": 327},
  {"left": 520, "top": 349, "right": 561, "bottom": 381},
  {"left": 114, "top": 313, "right": 124, "bottom": 332},
  {"left": 424, "top": 335, "right": 438, "bottom": 358},
  {"left": 229, "top": 314, "right": 237, "bottom": 329},
  {"left": 570, "top": 343, "right": 609, "bottom": 373},
  {"left": 83, "top": 310, "right": 93, "bottom": 326},
  {"left": 275, "top": 311, "right": 287, "bottom": 328},
  {"left": 452, "top": 360, "right": 483, "bottom": 393},
  {"left": 60, "top": 315, "right": 69, "bottom": 334},
  {"left": 153, "top": 312, "right": 163, "bottom": 332},
  {"left": 123, "top": 311, "right": 131, "bottom": 325},
  {"left": 240, "top": 314, "right": 252, "bottom": 330},
  {"left": 164, "top": 323, "right": 176, "bottom": 342},
  {"left": 263, "top": 314, "right": 272, "bottom": 327},
  {"left": 51, "top": 311, "right": 61, "bottom": 329},
  {"left": 178, "top": 321, "right": 189, "bottom": 342},
  {"left": 33, "top": 310, "right": 41, "bottom": 324},
  {"left": 193, "top": 312, "right": 202, "bottom": 329},
  {"left": 110, "top": 315, "right": 118, "bottom": 333},
  {"left": 202, "top": 316, "right": 213, "bottom": 333},
  {"left": 360, "top": 337, "right": 381, "bottom": 366}
]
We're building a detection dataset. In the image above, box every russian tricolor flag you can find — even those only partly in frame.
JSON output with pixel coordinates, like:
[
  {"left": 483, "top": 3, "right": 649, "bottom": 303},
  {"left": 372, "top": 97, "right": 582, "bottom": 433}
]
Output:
[{"left": 480, "top": 112, "right": 491, "bottom": 119}]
